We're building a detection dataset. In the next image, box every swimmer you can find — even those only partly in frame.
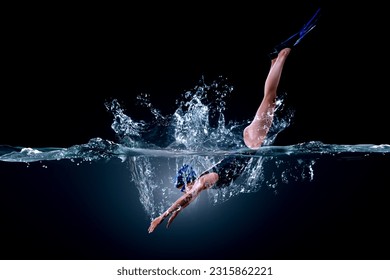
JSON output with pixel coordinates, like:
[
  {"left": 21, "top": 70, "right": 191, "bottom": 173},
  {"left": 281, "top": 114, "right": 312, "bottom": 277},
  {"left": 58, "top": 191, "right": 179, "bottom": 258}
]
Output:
[{"left": 148, "top": 8, "right": 321, "bottom": 233}]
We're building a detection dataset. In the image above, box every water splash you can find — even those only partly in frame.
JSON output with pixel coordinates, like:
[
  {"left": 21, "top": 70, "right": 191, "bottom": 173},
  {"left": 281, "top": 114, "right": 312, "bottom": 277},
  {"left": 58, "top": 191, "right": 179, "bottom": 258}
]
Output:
[
  {"left": 171, "top": 76, "right": 238, "bottom": 151},
  {"left": 103, "top": 77, "right": 297, "bottom": 216},
  {"left": 1, "top": 77, "right": 389, "bottom": 219}
]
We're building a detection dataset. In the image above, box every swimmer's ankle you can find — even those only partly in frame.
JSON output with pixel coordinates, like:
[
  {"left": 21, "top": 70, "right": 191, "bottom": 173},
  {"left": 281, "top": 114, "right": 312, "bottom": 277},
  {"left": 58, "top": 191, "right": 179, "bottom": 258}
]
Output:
[{"left": 268, "top": 33, "right": 298, "bottom": 59}]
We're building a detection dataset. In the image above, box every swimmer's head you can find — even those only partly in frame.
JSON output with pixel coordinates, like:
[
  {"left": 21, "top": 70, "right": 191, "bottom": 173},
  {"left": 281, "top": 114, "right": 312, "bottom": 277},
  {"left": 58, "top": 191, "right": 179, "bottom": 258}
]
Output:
[{"left": 174, "top": 164, "right": 197, "bottom": 192}]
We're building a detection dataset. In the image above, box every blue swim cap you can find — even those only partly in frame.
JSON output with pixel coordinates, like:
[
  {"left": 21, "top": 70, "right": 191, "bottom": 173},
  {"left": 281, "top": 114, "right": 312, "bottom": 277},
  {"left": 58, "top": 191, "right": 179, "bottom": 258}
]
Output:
[{"left": 174, "top": 164, "right": 197, "bottom": 192}]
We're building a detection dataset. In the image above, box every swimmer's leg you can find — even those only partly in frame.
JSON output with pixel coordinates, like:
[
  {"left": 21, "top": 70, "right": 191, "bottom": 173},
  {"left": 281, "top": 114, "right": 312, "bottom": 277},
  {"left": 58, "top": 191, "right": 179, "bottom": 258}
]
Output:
[
  {"left": 243, "top": 48, "right": 291, "bottom": 149},
  {"left": 268, "top": 7, "right": 321, "bottom": 59}
]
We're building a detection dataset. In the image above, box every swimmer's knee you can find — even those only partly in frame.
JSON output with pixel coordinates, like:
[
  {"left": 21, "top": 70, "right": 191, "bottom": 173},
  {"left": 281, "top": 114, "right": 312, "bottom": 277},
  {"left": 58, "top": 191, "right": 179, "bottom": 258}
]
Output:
[
  {"left": 243, "top": 126, "right": 259, "bottom": 149},
  {"left": 243, "top": 126, "right": 264, "bottom": 150},
  {"left": 243, "top": 126, "right": 251, "bottom": 147}
]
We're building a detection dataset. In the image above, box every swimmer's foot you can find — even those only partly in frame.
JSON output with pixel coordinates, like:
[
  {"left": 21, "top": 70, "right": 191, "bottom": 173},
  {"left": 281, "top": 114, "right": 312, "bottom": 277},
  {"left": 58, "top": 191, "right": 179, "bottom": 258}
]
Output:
[
  {"left": 268, "top": 32, "right": 300, "bottom": 59},
  {"left": 268, "top": 7, "right": 321, "bottom": 59}
]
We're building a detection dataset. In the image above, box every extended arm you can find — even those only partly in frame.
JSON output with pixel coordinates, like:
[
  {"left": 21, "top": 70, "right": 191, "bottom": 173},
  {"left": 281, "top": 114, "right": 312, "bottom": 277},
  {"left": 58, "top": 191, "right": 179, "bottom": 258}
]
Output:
[
  {"left": 148, "top": 192, "right": 194, "bottom": 233},
  {"left": 148, "top": 172, "right": 218, "bottom": 233}
]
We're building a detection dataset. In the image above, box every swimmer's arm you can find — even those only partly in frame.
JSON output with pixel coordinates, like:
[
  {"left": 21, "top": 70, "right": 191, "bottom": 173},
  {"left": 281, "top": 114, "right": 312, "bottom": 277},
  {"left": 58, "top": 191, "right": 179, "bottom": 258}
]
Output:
[
  {"left": 148, "top": 173, "right": 218, "bottom": 233},
  {"left": 166, "top": 210, "right": 180, "bottom": 228},
  {"left": 148, "top": 193, "right": 193, "bottom": 233},
  {"left": 164, "top": 174, "right": 219, "bottom": 229},
  {"left": 165, "top": 193, "right": 193, "bottom": 220}
]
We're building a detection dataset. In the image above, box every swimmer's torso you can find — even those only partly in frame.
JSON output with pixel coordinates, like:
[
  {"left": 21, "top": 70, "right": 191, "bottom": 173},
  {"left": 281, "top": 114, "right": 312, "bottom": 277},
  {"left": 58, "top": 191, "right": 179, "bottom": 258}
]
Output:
[{"left": 200, "top": 149, "right": 257, "bottom": 188}]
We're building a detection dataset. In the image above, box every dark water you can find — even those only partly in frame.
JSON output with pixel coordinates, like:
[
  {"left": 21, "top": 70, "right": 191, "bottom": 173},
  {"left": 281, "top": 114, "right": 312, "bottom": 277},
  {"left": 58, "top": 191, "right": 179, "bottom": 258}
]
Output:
[
  {"left": 1, "top": 81, "right": 390, "bottom": 260},
  {"left": 1, "top": 146, "right": 389, "bottom": 260}
]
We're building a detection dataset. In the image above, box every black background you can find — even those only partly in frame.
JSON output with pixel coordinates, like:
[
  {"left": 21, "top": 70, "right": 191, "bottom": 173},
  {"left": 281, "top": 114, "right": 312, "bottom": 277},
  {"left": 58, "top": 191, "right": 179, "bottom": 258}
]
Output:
[
  {"left": 2, "top": 1, "right": 388, "bottom": 148},
  {"left": 1, "top": 1, "right": 390, "bottom": 260}
]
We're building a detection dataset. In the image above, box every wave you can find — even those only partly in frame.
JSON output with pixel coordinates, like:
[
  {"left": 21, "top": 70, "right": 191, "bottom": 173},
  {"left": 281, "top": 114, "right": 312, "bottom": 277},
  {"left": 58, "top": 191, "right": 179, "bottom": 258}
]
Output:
[{"left": 1, "top": 138, "right": 389, "bottom": 163}]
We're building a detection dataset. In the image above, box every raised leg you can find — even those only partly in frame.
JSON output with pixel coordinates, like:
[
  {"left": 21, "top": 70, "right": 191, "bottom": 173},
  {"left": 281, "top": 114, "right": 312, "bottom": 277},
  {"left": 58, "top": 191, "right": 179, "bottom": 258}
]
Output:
[{"left": 243, "top": 48, "right": 291, "bottom": 149}]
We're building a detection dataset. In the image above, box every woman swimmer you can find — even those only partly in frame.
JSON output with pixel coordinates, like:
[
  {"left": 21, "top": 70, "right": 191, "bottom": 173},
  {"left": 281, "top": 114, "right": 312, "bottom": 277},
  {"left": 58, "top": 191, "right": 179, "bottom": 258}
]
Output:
[{"left": 148, "top": 8, "right": 321, "bottom": 233}]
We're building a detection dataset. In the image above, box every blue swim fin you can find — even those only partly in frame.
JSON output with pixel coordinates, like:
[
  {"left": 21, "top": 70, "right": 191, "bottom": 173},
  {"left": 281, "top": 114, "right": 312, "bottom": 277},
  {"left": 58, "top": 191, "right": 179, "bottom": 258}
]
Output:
[{"left": 268, "top": 7, "right": 321, "bottom": 59}]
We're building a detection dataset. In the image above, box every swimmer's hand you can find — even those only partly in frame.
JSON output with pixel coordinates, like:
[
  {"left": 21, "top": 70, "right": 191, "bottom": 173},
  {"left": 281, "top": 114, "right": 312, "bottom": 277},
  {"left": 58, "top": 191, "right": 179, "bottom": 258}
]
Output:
[{"left": 148, "top": 216, "right": 164, "bottom": 233}]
